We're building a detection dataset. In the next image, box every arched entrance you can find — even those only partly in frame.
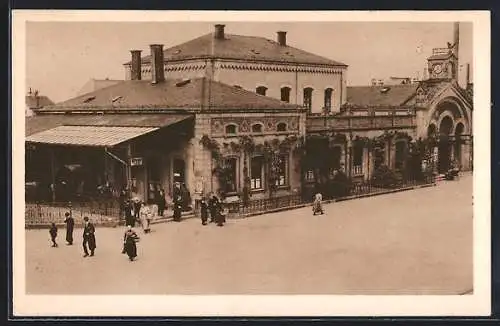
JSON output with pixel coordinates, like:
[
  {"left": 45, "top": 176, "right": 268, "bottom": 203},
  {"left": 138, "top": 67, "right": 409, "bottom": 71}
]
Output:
[
  {"left": 454, "top": 122, "right": 465, "bottom": 168},
  {"left": 438, "top": 116, "right": 453, "bottom": 173}
]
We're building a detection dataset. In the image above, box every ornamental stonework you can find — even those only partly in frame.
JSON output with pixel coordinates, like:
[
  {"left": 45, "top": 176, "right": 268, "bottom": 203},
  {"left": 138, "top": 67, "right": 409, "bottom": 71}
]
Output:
[{"left": 210, "top": 116, "right": 300, "bottom": 135}]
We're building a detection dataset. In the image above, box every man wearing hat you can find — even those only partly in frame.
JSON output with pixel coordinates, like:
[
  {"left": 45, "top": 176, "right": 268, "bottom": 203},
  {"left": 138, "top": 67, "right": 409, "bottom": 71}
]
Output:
[{"left": 82, "top": 216, "right": 96, "bottom": 257}]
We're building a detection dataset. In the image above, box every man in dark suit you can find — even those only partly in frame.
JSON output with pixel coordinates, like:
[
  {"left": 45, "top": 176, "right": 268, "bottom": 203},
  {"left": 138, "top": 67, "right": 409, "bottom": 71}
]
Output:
[
  {"left": 63, "top": 211, "right": 74, "bottom": 245},
  {"left": 82, "top": 216, "right": 96, "bottom": 257}
]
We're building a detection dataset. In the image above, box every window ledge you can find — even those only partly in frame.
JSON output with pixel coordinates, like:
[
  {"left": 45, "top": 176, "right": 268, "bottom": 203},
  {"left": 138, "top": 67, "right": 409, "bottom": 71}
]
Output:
[
  {"left": 250, "top": 188, "right": 266, "bottom": 194},
  {"left": 276, "top": 185, "right": 291, "bottom": 191}
]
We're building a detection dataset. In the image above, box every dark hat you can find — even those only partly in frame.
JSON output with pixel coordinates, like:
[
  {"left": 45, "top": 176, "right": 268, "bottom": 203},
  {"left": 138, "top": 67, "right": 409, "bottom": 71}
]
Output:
[{"left": 83, "top": 216, "right": 89, "bottom": 221}]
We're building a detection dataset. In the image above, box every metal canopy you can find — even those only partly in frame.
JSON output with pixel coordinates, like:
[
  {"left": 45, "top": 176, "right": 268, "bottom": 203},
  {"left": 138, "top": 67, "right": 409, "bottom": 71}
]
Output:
[{"left": 25, "top": 125, "right": 159, "bottom": 147}]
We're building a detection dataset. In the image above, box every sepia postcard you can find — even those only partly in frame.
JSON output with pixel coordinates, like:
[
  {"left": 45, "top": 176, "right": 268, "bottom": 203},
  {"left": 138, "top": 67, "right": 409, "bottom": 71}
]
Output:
[{"left": 12, "top": 10, "right": 491, "bottom": 317}]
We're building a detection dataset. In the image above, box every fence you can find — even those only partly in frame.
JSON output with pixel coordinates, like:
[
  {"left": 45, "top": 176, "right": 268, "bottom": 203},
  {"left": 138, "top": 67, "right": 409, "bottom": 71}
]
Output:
[
  {"left": 212, "top": 176, "right": 435, "bottom": 219},
  {"left": 25, "top": 200, "right": 121, "bottom": 226}
]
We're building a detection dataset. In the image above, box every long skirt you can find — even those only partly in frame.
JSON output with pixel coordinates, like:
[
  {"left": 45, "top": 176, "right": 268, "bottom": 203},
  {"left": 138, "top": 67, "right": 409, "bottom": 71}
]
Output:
[{"left": 124, "top": 240, "right": 137, "bottom": 259}]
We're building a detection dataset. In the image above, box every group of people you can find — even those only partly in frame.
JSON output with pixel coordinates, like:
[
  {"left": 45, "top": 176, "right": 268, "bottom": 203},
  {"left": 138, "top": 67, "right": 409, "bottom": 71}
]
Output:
[
  {"left": 199, "top": 193, "right": 226, "bottom": 227},
  {"left": 49, "top": 213, "right": 96, "bottom": 258}
]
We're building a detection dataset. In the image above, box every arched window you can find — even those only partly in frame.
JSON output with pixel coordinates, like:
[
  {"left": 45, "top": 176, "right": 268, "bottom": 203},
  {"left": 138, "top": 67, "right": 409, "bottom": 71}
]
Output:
[
  {"left": 251, "top": 123, "right": 263, "bottom": 133},
  {"left": 256, "top": 86, "right": 268, "bottom": 96},
  {"left": 303, "top": 87, "right": 313, "bottom": 112},
  {"left": 281, "top": 87, "right": 291, "bottom": 103},
  {"left": 225, "top": 124, "right": 237, "bottom": 135},
  {"left": 324, "top": 88, "right": 333, "bottom": 111},
  {"left": 277, "top": 122, "right": 287, "bottom": 132}
]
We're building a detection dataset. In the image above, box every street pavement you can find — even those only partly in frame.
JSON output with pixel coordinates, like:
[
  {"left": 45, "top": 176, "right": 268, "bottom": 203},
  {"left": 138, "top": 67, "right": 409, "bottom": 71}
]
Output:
[{"left": 25, "top": 175, "right": 472, "bottom": 295}]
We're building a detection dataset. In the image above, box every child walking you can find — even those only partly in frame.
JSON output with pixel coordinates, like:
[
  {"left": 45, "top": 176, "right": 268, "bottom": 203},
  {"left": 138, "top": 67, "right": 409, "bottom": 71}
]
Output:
[{"left": 49, "top": 222, "right": 58, "bottom": 247}]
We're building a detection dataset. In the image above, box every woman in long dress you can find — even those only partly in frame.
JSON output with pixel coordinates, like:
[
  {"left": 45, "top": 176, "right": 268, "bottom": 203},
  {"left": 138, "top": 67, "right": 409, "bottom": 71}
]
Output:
[
  {"left": 139, "top": 202, "right": 152, "bottom": 233},
  {"left": 122, "top": 226, "right": 139, "bottom": 261}
]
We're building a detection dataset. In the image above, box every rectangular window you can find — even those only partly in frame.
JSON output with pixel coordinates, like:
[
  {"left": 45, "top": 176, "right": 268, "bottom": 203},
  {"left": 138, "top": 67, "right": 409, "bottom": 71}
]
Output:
[
  {"left": 250, "top": 156, "right": 264, "bottom": 190},
  {"left": 353, "top": 144, "right": 363, "bottom": 174},
  {"left": 281, "top": 87, "right": 291, "bottom": 103},
  {"left": 224, "top": 157, "right": 238, "bottom": 193},
  {"left": 275, "top": 155, "right": 288, "bottom": 186},
  {"left": 305, "top": 170, "right": 314, "bottom": 182},
  {"left": 303, "top": 88, "right": 313, "bottom": 112}
]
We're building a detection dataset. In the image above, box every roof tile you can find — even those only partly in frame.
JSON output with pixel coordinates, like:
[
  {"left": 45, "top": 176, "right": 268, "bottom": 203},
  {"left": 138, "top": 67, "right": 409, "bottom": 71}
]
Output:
[{"left": 125, "top": 33, "right": 346, "bottom": 67}]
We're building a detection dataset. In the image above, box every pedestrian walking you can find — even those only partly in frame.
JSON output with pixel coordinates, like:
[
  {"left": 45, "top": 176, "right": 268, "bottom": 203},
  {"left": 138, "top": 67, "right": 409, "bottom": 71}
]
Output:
[
  {"left": 122, "top": 225, "right": 139, "bottom": 261},
  {"left": 312, "top": 192, "right": 324, "bottom": 215},
  {"left": 139, "top": 202, "right": 152, "bottom": 233},
  {"left": 173, "top": 194, "right": 182, "bottom": 222},
  {"left": 63, "top": 211, "right": 74, "bottom": 245},
  {"left": 49, "top": 222, "right": 58, "bottom": 247},
  {"left": 200, "top": 196, "right": 209, "bottom": 225},
  {"left": 157, "top": 188, "right": 166, "bottom": 217},
  {"left": 82, "top": 216, "right": 96, "bottom": 257},
  {"left": 208, "top": 194, "right": 220, "bottom": 223}
]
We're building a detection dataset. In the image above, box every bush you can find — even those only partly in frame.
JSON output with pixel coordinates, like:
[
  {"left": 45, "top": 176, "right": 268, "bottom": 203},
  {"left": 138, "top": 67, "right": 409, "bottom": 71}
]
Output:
[
  {"left": 371, "top": 165, "right": 403, "bottom": 188},
  {"left": 329, "top": 170, "right": 352, "bottom": 197}
]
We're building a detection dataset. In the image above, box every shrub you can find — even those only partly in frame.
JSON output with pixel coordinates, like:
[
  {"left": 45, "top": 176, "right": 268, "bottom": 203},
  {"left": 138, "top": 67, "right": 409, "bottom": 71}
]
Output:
[
  {"left": 371, "top": 165, "right": 403, "bottom": 188},
  {"left": 330, "top": 170, "right": 352, "bottom": 197}
]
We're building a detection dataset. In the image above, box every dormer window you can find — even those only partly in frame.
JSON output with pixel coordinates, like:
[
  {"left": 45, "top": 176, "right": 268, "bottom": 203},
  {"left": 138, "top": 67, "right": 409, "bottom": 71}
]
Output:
[
  {"left": 225, "top": 124, "right": 237, "bottom": 135},
  {"left": 83, "top": 96, "right": 96, "bottom": 103},
  {"left": 277, "top": 122, "right": 287, "bottom": 132},
  {"left": 256, "top": 86, "right": 268, "bottom": 96},
  {"left": 251, "top": 123, "right": 263, "bottom": 133}
]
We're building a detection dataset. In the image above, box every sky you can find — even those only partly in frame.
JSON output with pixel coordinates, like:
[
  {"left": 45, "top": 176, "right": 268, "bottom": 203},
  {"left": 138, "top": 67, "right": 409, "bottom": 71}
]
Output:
[{"left": 25, "top": 21, "right": 473, "bottom": 103}]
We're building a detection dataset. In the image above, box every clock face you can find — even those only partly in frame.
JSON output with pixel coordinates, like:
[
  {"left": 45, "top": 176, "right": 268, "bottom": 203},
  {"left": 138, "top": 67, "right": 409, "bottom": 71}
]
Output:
[{"left": 432, "top": 64, "right": 443, "bottom": 74}]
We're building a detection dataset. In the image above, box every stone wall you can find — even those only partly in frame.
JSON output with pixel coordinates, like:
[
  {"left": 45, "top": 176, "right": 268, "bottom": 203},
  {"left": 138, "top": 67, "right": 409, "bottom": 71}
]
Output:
[{"left": 191, "top": 110, "right": 307, "bottom": 201}]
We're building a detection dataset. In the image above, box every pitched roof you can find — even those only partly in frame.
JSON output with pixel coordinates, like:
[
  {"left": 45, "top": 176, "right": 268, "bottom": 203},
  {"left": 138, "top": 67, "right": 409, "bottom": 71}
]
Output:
[
  {"left": 25, "top": 114, "right": 192, "bottom": 136},
  {"left": 77, "top": 78, "right": 123, "bottom": 96},
  {"left": 346, "top": 84, "right": 419, "bottom": 107},
  {"left": 124, "top": 33, "right": 346, "bottom": 67},
  {"left": 40, "top": 78, "right": 299, "bottom": 111},
  {"left": 25, "top": 95, "right": 54, "bottom": 109}
]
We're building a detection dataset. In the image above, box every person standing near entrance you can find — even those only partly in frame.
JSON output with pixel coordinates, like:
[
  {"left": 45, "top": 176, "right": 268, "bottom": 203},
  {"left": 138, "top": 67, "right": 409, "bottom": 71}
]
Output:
[
  {"left": 63, "top": 211, "right": 74, "bottom": 245},
  {"left": 124, "top": 200, "right": 135, "bottom": 227},
  {"left": 82, "top": 216, "right": 96, "bottom": 257},
  {"left": 157, "top": 188, "right": 166, "bottom": 217}
]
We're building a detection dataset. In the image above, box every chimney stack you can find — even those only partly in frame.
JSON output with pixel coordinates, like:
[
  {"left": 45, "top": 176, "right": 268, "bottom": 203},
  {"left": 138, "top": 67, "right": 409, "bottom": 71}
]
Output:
[
  {"left": 214, "top": 24, "right": 225, "bottom": 40},
  {"left": 130, "top": 50, "right": 142, "bottom": 81},
  {"left": 150, "top": 44, "right": 165, "bottom": 84},
  {"left": 277, "top": 31, "right": 287, "bottom": 46}
]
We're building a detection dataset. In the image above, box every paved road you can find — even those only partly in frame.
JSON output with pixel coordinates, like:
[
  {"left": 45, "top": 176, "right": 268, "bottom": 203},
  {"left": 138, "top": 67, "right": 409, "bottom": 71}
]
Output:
[{"left": 25, "top": 175, "right": 472, "bottom": 295}]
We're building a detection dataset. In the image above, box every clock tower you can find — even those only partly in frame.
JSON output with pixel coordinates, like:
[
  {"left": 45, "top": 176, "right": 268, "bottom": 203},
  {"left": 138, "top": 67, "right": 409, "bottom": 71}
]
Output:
[{"left": 427, "top": 22, "right": 460, "bottom": 81}]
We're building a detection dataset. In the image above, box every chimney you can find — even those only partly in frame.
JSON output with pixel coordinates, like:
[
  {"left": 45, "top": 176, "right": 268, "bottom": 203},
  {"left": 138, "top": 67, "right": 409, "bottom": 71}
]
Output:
[
  {"left": 150, "top": 44, "right": 165, "bottom": 84},
  {"left": 277, "top": 31, "right": 287, "bottom": 46},
  {"left": 130, "top": 50, "right": 142, "bottom": 81},
  {"left": 214, "top": 24, "right": 225, "bottom": 40}
]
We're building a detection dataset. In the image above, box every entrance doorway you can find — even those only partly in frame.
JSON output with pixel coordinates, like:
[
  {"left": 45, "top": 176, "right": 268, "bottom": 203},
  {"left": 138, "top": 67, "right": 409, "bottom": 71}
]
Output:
[
  {"left": 173, "top": 158, "right": 186, "bottom": 184},
  {"left": 438, "top": 116, "right": 453, "bottom": 174}
]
